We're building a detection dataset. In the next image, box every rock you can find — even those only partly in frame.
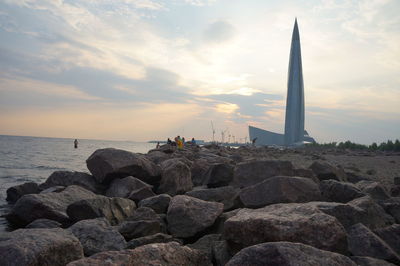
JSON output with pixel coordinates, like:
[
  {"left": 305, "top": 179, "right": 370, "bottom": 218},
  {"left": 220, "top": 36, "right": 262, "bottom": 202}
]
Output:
[
  {"left": 6, "top": 182, "right": 41, "bottom": 203},
  {"left": 240, "top": 176, "right": 321, "bottom": 208},
  {"left": 145, "top": 150, "right": 170, "bottom": 164},
  {"left": 26, "top": 218, "right": 62, "bottom": 229},
  {"left": 214, "top": 209, "right": 242, "bottom": 233},
  {"left": 187, "top": 234, "right": 222, "bottom": 262},
  {"left": 0, "top": 228, "right": 83, "bottom": 266},
  {"left": 203, "top": 163, "right": 234, "bottom": 188},
  {"left": 294, "top": 168, "right": 319, "bottom": 183},
  {"left": 67, "top": 196, "right": 136, "bottom": 225},
  {"left": 320, "top": 180, "right": 365, "bottom": 203},
  {"left": 350, "top": 256, "right": 396, "bottom": 266},
  {"left": 394, "top": 177, "right": 400, "bottom": 186},
  {"left": 212, "top": 240, "right": 232, "bottom": 266},
  {"left": 348, "top": 196, "right": 394, "bottom": 229},
  {"left": 128, "top": 186, "right": 156, "bottom": 203},
  {"left": 379, "top": 197, "right": 400, "bottom": 223},
  {"left": 67, "top": 242, "right": 209, "bottom": 266},
  {"left": 226, "top": 242, "right": 356, "bottom": 266},
  {"left": 391, "top": 186, "right": 400, "bottom": 197},
  {"left": 138, "top": 194, "right": 172, "bottom": 214},
  {"left": 118, "top": 220, "right": 162, "bottom": 240},
  {"left": 40, "top": 186, "right": 65, "bottom": 193},
  {"left": 105, "top": 176, "right": 151, "bottom": 198},
  {"left": 167, "top": 195, "right": 224, "bottom": 238},
  {"left": 356, "top": 180, "right": 391, "bottom": 200},
  {"left": 223, "top": 203, "right": 348, "bottom": 254},
  {"left": 86, "top": 148, "right": 161, "bottom": 185},
  {"left": 232, "top": 160, "right": 294, "bottom": 188},
  {"left": 126, "top": 207, "right": 159, "bottom": 221},
  {"left": 40, "top": 171, "right": 103, "bottom": 194},
  {"left": 345, "top": 170, "right": 370, "bottom": 183},
  {"left": 157, "top": 159, "right": 193, "bottom": 196},
  {"left": 185, "top": 186, "right": 241, "bottom": 211},
  {"left": 126, "top": 233, "right": 178, "bottom": 249},
  {"left": 309, "top": 161, "right": 346, "bottom": 181},
  {"left": 7, "top": 185, "right": 97, "bottom": 226},
  {"left": 190, "top": 159, "right": 211, "bottom": 186},
  {"left": 373, "top": 224, "right": 400, "bottom": 255},
  {"left": 68, "top": 218, "right": 126, "bottom": 256},
  {"left": 347, "top": 223, "right": 400, "bottom": 264}
]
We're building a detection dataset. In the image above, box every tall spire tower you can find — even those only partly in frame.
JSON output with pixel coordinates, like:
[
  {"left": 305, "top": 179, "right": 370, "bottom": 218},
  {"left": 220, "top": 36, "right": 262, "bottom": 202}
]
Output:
[{"left": 284, "top": 18, "right": 305, "bottom": 145}]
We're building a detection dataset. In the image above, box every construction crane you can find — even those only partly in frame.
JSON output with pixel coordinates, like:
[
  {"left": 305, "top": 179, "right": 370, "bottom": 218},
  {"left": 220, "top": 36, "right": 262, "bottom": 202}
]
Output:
[
  {"left": 210, "top": 121, "right": 216, "bottom": 142},
  {"left": 221, "top": 128, "right": 228, "bottom": 143}
]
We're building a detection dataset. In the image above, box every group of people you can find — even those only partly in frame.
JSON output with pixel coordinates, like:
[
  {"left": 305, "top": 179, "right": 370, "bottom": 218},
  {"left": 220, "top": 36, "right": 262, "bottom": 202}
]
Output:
[{"left": 156, "top": 136, "right": 196, "bottom": 149}]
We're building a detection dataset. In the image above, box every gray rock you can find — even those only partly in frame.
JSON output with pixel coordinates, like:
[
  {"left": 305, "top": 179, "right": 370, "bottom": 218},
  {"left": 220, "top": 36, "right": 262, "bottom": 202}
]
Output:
[
  {"left": 203, "top": 163, "right": 234, "bottom": 188},
  {"left": 190, "top": 159, "right": 211, "bottom": 186},
  {"left": 167, "top": 195, "right": 224, "bottom": 238},
  {"left": 232, "top": 160, "right": 294, "bottom": 188},
  {"left": 223, "top": 203, "right": 348, "bottom": 254},
  {"left": 145, "top": 150, "right": 170, "bottom": 164},
  {"left": 67, "top": 196, "right": 136, "bottom": 225},
  {"left": 373, "top": 224, "right": 400, "bottom": 255},
  {"left": 356, "top": 180, "right": 391, "bottom": 200},
  {"left": 185, "top": 186, "right": 240, "bottom": 211},
  {"left": 380, "top": 197, "right": 400, "bottom": 223},
  {"left": 127, "top": 206, "right": 159, "bottom": 221},
  {"left": 309, "top": 161, "right": 346, "bottom": 181},
  {"left": 350, "top": 256, "right": 396, "bottom": 266},
  {"left": 26, "top": 218, "right": 62, "bottom": 229},
  {"left": 214, "top": 209, "right": 242, "bottom": 233},
  {"left": 0, "top": 228, "right": 83, "bottom": 266},
  {"left": 240, "top": 176, "right": 321, "bottom": 208},
  {"left": 138, "top": 194, "right": 172, "bottom": 214},
  {"left": 105, "top": 176, "right": 151, "bottom": 198},
  {"left": 40, "top": 171, "right": 103, "bottom": 194},
  {"left": 187, "top": 234, "right": 222, "bottom": 263},
  {"left": 128, "top": 186, "right": 156, "bottom": 203},
  {"left": 67, "top": 242, "right": 209, "bottom": 266},
  {"left": 86, "top": 148, "right": 161, "bottom": 185},
  {"left": 347, "top": 223, "right": 400, "bottom": 264},
  {"left": 226, "top": 242, "right": 356, "bottom": 266},
  {"left": 320, "top": 180, "right": 365, "bottom": 203},
  {"left": 294, "top": 168, "right": 320, "bottom": 183},
  {"left": 157, "top": 159, "right": 193, "bottom": 196},
  {"left": 6, "top": 182, "right": 41, "bottom": 203},
  {"left": 213, "top": 240, "right": 232, "bottom": 266},
  {"left": 68, "top": 218, "right": 126, "bottom": 256},
  {"left": 40, "top": 186, "right": 65, "bottom": 193},
  {"left": 391, "top": 186, "right": 400, "bottom": 197},
  {"left": 7, "top": 185, "right": 97, "bottom": 226},
  {"left": 126, "top": 233, "right": 178, "bottom": 249}
]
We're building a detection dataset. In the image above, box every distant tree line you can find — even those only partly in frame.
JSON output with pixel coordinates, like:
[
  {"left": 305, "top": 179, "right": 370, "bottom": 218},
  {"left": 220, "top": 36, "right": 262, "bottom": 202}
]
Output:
[{"left": 307, "top": 139, "right": 400, "bottom": 152}]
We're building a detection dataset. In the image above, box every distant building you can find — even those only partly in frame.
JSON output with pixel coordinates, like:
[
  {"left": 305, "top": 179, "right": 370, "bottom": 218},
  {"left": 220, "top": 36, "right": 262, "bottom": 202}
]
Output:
[{"left": 249, "top": 19, "right": 315, "bottom": 146}]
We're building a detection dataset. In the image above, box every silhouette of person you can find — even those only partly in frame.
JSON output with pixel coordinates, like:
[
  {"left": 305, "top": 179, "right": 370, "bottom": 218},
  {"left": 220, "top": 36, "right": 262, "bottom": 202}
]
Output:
[{"left": 74, "top": 139, "right": 78, "bottom": 149}]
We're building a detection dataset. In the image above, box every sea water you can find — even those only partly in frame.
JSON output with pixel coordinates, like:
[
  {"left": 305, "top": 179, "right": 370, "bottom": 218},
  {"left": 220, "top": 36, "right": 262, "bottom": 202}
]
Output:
[{"left": 0, "top": 135, "right": 155, "bottom": 231}]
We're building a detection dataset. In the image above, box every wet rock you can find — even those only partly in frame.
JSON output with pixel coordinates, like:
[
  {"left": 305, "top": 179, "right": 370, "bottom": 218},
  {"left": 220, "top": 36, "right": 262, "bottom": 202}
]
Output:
[
  {"left": 86, "top": 148, "right": 161, "bottom": 185},
  {"left": 232, "top": 160, "right": 294, "bottom": 188},
  {"left": 6, "top": 182, "right": 41, "bottom": 203},
  {"left": 138, "top": 194, "right": 171, "bottom": 214},
  {"left": 125, "top": 233, "right": 178, "bottom": 249},
  {"left": 373, "top": 224, "right": 400, "bottom": 255},
  {"left": 240, "top": 176, "right": 321, "bottom": 208},
  {"left": 203, "top": 163, "right": 234, "bottom": 188},
  {"left": 7, "top": 185, "right": 97, "bottom": 226},
  {"left": 309, "top": 161, "right": 346, "bottom": 181},
  {"left": 185, "top": 186, "right": 241, "bottom": 211},
  {"left": 40, "top": 171, "right": 103, "bottom": 194},
  {"left": 67, "top": 196, "right": 136, "bottom": 225},
  {"left": 105, "top": 176, "right": 151, "bottom": 198},
  {"left": 128, "top": 186, "right": 156, "bottom": 203},
  {"left": 0, "top": 228, "right": 83, "bottom": 266},
  {"left": 350, "top": 256, "right": 397, "bottom": 266},
  {"left": 167, "top": 195, "right": 224, "bottom": 238},
  {"left": 26, "top": 218, "right": 62, "bottom": 229},
  {"left": 320, "top": 179, "right": 365, "bottom": 203},
  {"left": 157, "top": 159, "right": 193, "bottom": 196},
  {"left": 347, "top": 223, "right": 400, "bottom": 264},
  {"left": 68, "top": 218, "right": 126, "bottom": 256},
  {"left": 356, "top": 180, "right": 391, "bottom": 200},
  {"left": 224, "top": 203, "right": 348, "bottom": 254},
  {"left": 67, "top": 242, "right": 209, "bottom": 266},
  {"left": 226, "top": 242, "right": 356, "bottom": 266},
  {"left": 190, "top": 159, "right": 210, "bottom": 186}
]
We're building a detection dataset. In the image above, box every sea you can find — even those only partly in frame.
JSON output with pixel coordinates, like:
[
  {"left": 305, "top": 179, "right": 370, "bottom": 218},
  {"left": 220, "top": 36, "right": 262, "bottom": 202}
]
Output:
[{"left": 0, "top": 135, "right": 155, "bottom": 232}]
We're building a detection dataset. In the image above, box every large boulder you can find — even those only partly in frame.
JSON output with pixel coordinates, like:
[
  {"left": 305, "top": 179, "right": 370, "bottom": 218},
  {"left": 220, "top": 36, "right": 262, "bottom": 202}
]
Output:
[
  {"left": 190, "top": 159, "right": 211, "bottom": 186},
  {"left": 167, "top": 195, "right": 224, "bottom": 238},
  {"left": 347, "top": 223, "right": 400, "bottom": 264},
  {"left": 145, "top": 150, "right": 170, "bottom": 164},
  {"left": 126, "top": 233, "right": 178, "bottom": 249},
  {"left": 356, "top": 181, "right": 391, "bottom": 200},
  {"left": 67, "top": 242, "right": 209, "bottom": 266},
  {"left": 185, "top": 186, "right": 241, "bottom": 211},
  {"left": 379, "top": 197, "right": 400, "bottom": 223},
  {"left": 351, "top": 256, "right": 397, "bottom": 266},
  {"left": 86, "top": 148, "right": 161, "bottom": 184},
  {"left": 232, "top": 160, "right": 294, "bottom": 188},
  {"left": 138, "top": 194, "right": 172, "bottom": 214},
  {"left": 157, "top": 159, "right": 193, "bottom": 196},
  {"left": 105, "top": 176, "right": 151, "bottom": 198},
  {"left": 187, "top": 234, "right": 222, "bottom": 263},
  {"left": 223, "top": 203, "right": 348, "bottom": 254},
  {"left": 68, "top": 218, "right": 126, "bottom": 256},
  {"left": 0, "top": 228, "right": 83, "bottom": 266},
  {"left": 203, "top": 163, "right": 234, "bottom": 188},
  {"left": 226, "top": 242, "right": 356, "bottom": 266},
  {"left": 213, "top": 240, "right": 232, "bottom": 266},
  {"left": 240, "top": 176, "right": 321, "bottom": 208},
  {"left": 6, "top": 182, "right": 41, "bottom": 203},
  {"left": 320, "top": 179, "right": 365, "bottom": 203},
  {"left": 7, "top": 185, "right": 97, "bottom": 226},
  {"left": 128, "top": 186, "right": 156, "bottom": 203},
  {"left": 67, "top": 196, "right": 136, "bottom": 225},
  {"left": 373, "top": 224, "right": 400, "bottom": 255},
  {"left": 26, "top": 218, "right": 62, "bottom": 229},
  {"left": 309, "top": 161, "right": 346, "bottom": 181},
  {"left": 40, "top": 171, "right": 103, "bottom": 194}
]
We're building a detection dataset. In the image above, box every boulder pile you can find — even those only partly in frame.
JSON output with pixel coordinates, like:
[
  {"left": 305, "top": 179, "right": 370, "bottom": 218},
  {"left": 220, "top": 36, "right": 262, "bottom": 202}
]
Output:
[{"left": 2, "top": 145, "right": 400, "bottom": 266}]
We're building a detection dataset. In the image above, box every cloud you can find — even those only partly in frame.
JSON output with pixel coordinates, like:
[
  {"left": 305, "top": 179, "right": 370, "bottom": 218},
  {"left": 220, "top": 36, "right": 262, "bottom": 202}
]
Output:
[{"left": 203, "top": 21, "right": 236, "bottom": 43}]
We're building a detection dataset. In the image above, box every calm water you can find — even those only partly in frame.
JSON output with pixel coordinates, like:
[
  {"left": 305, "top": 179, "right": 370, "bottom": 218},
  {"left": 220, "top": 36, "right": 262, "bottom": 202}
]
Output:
[{"left": 0, "top": 135, "right": 155, "bottom": 231}]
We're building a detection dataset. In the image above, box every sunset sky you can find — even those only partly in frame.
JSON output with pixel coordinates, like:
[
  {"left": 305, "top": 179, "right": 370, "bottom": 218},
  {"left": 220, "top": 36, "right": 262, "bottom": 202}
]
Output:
[{"left": 0, "top": 0, "right": 399, "bottom": 144}]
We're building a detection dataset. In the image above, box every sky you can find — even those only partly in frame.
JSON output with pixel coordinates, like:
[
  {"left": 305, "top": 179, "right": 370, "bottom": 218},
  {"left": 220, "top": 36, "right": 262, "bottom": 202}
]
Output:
[{"left": 0, "top": 0, "right": 399, "bottom": 144}]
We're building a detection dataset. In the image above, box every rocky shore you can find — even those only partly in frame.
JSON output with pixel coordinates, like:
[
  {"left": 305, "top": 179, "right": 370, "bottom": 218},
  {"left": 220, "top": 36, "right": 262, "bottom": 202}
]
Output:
[{"left": 1, "top": 144, "right": 399, "bottom": 266}]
